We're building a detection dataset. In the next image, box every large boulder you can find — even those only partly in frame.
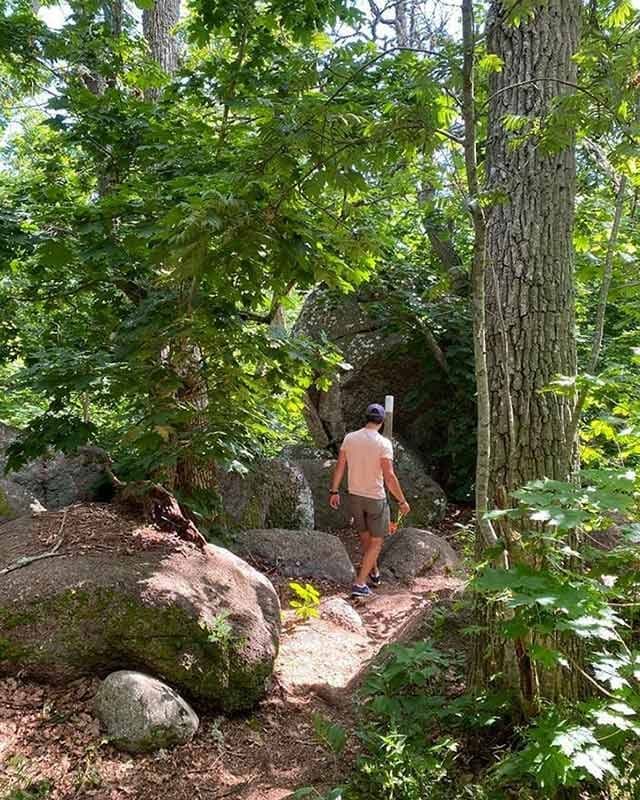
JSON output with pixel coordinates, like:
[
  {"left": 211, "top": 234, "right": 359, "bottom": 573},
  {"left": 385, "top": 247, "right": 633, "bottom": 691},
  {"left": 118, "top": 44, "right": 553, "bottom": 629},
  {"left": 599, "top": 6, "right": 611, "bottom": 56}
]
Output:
[
  {"left": 0, "top": 424, "right": 110, "bottom": 522},
  {"left": 285, "top": 441, "right": 447, "bottom": 530},
  {"left": 282, "top": 444, "right": 347, "bottom": 530},
  {"left": 0, "top": 504, "right": 280, "bottom": 711},
  {"left": 235, "top": 528, "right": 355, "bottom": 586},
  {"left": 95, "top": 671, "right": 199, "bottom": 753},
  {"left": 218, "top": 459, "right": 314, "bottom": 530},
  {"left": 379, "top": 527, "right": 459, "bottom": 581},
  {"left": 293, "top": 287, "right": 449, "bottom": 463}
]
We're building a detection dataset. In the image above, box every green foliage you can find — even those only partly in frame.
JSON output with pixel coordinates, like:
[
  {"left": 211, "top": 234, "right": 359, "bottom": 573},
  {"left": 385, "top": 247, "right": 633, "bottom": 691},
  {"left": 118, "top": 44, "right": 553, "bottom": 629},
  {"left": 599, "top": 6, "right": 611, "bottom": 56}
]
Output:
[
  {"left": 2, "top": 784, "right": 52, "bottom": 800},
  {"left": 0, "top": 0, "right": 471, "bottom": 503},
  {"left": 288, "top": 581, "right": 321, "bottom": 621},
  {"left": 312, "top": 714, "right": 347, "bottom": 756},
  {"left": 349, "top": 731, "right": 458, "bottom": 800},
  {"left": 201, "top": 612, "right": 235, "bottom": 646}
]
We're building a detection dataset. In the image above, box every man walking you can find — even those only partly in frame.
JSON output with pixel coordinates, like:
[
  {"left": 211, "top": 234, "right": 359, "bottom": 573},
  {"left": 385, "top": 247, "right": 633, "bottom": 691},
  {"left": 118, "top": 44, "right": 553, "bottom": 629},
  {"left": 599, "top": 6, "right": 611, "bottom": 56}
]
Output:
[{"left": 329, "top": 403, "right": 410, "bottom": 598}]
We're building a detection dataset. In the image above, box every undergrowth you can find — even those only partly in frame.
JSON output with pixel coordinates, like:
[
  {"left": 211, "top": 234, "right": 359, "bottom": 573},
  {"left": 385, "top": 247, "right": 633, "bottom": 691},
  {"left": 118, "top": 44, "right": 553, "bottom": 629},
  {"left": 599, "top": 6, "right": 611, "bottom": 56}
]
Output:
[{"left": 295, "top": 462, "right": 640, "bottom": 800}]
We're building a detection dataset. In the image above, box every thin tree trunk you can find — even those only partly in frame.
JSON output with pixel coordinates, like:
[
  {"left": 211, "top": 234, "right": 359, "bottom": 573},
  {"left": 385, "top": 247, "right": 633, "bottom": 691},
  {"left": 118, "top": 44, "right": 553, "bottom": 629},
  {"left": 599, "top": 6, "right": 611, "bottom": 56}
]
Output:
[
  {"left": 141, "top": 2, "right": 215, "bottom": 499},
  {"left": 460, "top": 0, "right": 500, "bottom": 557},
  {"left": 569, "top": 173, "right": 627, "bottom": 440}
]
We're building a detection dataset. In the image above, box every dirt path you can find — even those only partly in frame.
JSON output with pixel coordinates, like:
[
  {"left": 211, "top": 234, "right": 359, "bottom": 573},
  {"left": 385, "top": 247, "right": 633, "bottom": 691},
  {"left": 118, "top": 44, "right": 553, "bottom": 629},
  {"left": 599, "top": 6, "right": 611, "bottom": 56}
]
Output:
[{"left": 0, "top": 519, "right": 467, "bottom": 800}]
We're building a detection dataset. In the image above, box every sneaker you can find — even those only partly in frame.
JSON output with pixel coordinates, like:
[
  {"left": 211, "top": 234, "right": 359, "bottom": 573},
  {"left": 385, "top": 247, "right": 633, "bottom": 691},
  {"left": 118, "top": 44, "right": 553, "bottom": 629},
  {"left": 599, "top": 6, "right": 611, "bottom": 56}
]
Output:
[
  {"left": 351, "top": 583, "right": 373, "bottom": 598},
  {"left": 368, "top": 571, "right": 381, "bottom": 587}
]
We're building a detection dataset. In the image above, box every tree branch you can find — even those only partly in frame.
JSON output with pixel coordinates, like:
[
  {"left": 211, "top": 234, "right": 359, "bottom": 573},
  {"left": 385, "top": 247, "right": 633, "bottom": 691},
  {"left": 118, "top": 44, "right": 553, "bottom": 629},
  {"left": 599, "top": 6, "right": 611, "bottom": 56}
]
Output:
[{"left": 1, "top": 510, "right": 67, "bottom": 576}]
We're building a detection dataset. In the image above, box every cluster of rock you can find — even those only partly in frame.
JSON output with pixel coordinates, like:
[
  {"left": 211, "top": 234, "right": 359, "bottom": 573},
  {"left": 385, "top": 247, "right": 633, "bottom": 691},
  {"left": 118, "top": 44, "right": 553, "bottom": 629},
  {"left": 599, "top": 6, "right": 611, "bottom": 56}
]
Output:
[
  {"left": 216, "top": 440, "right": 446, "bottom": 535},
  {"left": 292, "top": 286, "right": 451, "bottom": 463},
  {"left": 0, "top": 286, "right": 459, "bottom": 751}
]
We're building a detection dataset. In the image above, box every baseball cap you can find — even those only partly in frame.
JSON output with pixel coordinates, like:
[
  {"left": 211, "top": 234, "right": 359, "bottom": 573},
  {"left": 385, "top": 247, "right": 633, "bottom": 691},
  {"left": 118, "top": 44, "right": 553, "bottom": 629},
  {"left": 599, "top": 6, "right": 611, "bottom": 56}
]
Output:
[{"left": 366, "top": 403, "right": 385, "bottom": 422}]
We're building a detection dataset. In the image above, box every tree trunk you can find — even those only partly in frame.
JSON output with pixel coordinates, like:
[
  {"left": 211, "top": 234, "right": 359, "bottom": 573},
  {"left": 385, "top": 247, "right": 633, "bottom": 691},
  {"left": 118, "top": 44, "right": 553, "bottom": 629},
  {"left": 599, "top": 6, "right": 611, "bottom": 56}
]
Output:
[
  {"left": 139, "top": 1, "right": 216, "bottom": 501},
  {"left": 469, "top": 0, "right": 582, "bottom": 705},
  {"left": 484, "top": 0, "right": 581, "bottom": 494},
  {"left": 142, "top": 0, "right": 180, "bottom": 99}
]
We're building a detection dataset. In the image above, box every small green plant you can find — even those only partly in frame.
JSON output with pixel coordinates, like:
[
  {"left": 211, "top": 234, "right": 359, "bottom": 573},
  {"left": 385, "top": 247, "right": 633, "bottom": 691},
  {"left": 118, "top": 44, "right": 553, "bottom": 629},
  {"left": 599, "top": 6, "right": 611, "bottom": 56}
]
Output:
[
  {"left": 289, "top": 581, "right": 321, "bottom": 621},
  {"left": 202, "top": 612, "right": 234, "bottom": 646},
  {"left": 2, "top": 781, "right": 52, "bottom": 800},
  {"left": 351, "top": 731, "right": 458, "bottom": 800},
  {"left": 208, "top": 716, "right": 226, "bottom": 747},
  {"left": 313, "top": 713, "right": 347, "bottom": 756}
]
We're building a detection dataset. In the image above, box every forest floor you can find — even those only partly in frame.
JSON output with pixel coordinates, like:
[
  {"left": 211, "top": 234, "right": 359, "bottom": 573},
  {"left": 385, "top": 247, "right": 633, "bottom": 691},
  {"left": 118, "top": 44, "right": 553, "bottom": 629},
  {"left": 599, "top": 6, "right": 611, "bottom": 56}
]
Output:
[{"left": 0, "top": 508, "right": 470, "bottom": 800}]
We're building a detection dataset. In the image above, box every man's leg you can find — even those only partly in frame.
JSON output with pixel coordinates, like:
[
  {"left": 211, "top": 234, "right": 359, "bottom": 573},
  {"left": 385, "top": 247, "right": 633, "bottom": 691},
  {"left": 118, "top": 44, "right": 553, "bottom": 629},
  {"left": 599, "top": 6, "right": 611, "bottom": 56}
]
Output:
[
  {"left": 356, "top": 536, "right": 384, "bottom": 586},
  {"left": 358, "top": 530, "right": 380, "bottom": 582},
  {"left": 356, "top": 499, "right": 389, "bottom": 584}
]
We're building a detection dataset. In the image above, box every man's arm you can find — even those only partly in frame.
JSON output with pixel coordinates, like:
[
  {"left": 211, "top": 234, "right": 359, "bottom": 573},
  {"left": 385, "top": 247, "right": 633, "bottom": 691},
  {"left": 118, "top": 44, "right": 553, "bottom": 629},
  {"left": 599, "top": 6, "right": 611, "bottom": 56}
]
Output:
[
  {"left": 329, "top": 448, "right": 347, "bottom": 508},
  {"left": 381, "top": 458, "right": 410, "bottom": 516}
]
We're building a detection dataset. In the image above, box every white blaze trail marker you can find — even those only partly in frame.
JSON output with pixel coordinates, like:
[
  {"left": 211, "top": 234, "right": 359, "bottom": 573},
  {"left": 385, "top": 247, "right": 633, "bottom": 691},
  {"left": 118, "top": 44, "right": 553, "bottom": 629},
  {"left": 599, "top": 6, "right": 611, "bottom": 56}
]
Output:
[{"left": 384, "top": 395, "right": 394, "bottom": 441}]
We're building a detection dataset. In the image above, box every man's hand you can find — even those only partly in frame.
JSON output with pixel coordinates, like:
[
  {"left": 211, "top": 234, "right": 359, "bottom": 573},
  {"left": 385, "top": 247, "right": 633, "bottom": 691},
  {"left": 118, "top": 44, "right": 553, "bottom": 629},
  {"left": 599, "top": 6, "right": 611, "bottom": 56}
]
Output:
[
  {"left": 329, "top": 492, "right": 341, "bottom": 509},
  {"left": 399, "top": 500, "right": 410, "bottom": 517}
]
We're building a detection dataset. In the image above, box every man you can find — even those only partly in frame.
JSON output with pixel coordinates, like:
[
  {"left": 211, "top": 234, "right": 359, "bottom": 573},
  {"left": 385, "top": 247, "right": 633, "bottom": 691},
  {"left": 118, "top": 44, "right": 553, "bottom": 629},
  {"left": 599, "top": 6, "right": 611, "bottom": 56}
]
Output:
[{"left": 329, "top": 403, "right": 410, "bottom": 598}]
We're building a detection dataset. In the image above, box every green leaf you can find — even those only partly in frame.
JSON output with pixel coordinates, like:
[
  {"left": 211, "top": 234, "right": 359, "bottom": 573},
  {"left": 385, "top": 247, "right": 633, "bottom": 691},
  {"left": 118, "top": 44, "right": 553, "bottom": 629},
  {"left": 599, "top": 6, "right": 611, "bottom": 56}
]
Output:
[{"left": 478, "top": 54, "right": 504, "bottom": 74}]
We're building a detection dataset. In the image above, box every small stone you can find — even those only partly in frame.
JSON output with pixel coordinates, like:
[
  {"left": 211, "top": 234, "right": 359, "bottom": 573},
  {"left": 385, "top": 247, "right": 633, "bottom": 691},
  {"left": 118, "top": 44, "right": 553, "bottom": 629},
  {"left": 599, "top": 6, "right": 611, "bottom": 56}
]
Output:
[
  {"left": 320, "top": 597, "right": 364, "bottom": 631},
  {"left": 95, "top": 671, "right": 199, "bottom": 753}
]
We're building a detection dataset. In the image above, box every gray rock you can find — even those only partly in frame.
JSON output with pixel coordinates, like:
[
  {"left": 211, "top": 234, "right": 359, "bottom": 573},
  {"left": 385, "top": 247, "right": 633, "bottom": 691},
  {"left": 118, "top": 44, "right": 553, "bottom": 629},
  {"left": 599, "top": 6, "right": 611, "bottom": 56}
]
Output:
[
  {"left": 236, "top": 528, "right": 355, "bottom": 586},
  {"left": 0, "top": 478, "right": 46, "bottom": 523},
  {"left": 0, "top": 423, "right": 110, "bottom": 515},
  {"left": 95, "top": 671, "right": 199, "bottom": 753},
  {"left": 0, "top": 508, "right": 280, "bottom": 711},
  {"left": 293, "top": 287, "right": 450, "bottom": 462},
  {"left": 393, "top": 442, "right": 447, "bottom": 526},
  {"left": 285, "top": 441, "right": 447, "bottom": 531},
  {"left": 282, "top": 444, "right": 349, "bottom": 531},
  {"left": 218, "top": 459, "right": 314, "bottom": 530},
  {"left": 320, "top": 597, "right": 364, "bottom": 631},
  {"left": 380, "top": 527, "right": 459, "bottom": 581}
]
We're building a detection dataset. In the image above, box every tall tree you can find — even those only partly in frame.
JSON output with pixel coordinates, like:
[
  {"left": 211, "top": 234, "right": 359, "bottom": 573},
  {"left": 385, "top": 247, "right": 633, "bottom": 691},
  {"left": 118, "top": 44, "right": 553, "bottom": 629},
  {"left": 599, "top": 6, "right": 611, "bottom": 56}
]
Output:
[
  {"left": 484, "top": 0, "right": 581, "bottom": 494},
  {"left": 469, "top": 0, "right": 582, "bottom": 703}
]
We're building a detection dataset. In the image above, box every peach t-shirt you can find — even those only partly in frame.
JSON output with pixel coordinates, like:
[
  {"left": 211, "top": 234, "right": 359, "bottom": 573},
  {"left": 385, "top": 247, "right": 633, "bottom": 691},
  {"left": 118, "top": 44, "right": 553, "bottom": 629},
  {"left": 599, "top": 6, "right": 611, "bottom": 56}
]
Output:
[{"left": 340, "top": 428, "right": 394, "bottom": 500}]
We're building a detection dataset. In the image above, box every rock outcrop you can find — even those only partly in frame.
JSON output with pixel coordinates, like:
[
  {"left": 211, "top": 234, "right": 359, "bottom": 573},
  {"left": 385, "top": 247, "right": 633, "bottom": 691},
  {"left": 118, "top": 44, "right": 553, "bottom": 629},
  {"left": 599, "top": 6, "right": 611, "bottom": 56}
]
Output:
[
  {"left": 0, "top": 424, "right": 110, "bottom": 523},
  {"left": 293, "top": 287, "right": 449, "bottom": 463},
  {"left": 235, "top": 528, "right": 355, "bottom": 585},
  {"left": 0, "top": 504, "right": 280, "bottom": 711},
  {"left": 95, "top": 671, "right": 199, "bottom": 753}
]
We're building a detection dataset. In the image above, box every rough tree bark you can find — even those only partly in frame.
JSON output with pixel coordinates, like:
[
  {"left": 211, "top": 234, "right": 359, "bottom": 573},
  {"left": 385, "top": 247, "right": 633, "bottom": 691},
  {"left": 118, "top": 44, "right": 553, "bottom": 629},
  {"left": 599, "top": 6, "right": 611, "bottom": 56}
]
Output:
[
  {"left": 142, "top": 0, "right": 181, "bottom": 99},
  {"left": 484, "top": 0, "right": 581, "bottom": 494},
  {"left": 468, "top": 0, "right": 583, "bottom": 706}
]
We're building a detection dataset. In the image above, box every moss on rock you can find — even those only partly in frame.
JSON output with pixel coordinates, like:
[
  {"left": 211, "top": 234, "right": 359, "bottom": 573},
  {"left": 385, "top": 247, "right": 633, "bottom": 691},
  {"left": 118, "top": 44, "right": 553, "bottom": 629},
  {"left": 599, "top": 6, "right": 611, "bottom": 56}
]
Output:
[{"left": 0, "top": 511, "right": 281, "bottom": 712}]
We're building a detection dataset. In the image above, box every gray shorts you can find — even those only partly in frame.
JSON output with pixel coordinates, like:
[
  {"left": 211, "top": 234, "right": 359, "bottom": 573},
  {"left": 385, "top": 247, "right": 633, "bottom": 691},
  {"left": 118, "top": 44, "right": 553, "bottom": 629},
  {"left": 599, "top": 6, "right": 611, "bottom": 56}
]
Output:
[{"left": 348, "top": 494, "right": 390, "bottom": 538}]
